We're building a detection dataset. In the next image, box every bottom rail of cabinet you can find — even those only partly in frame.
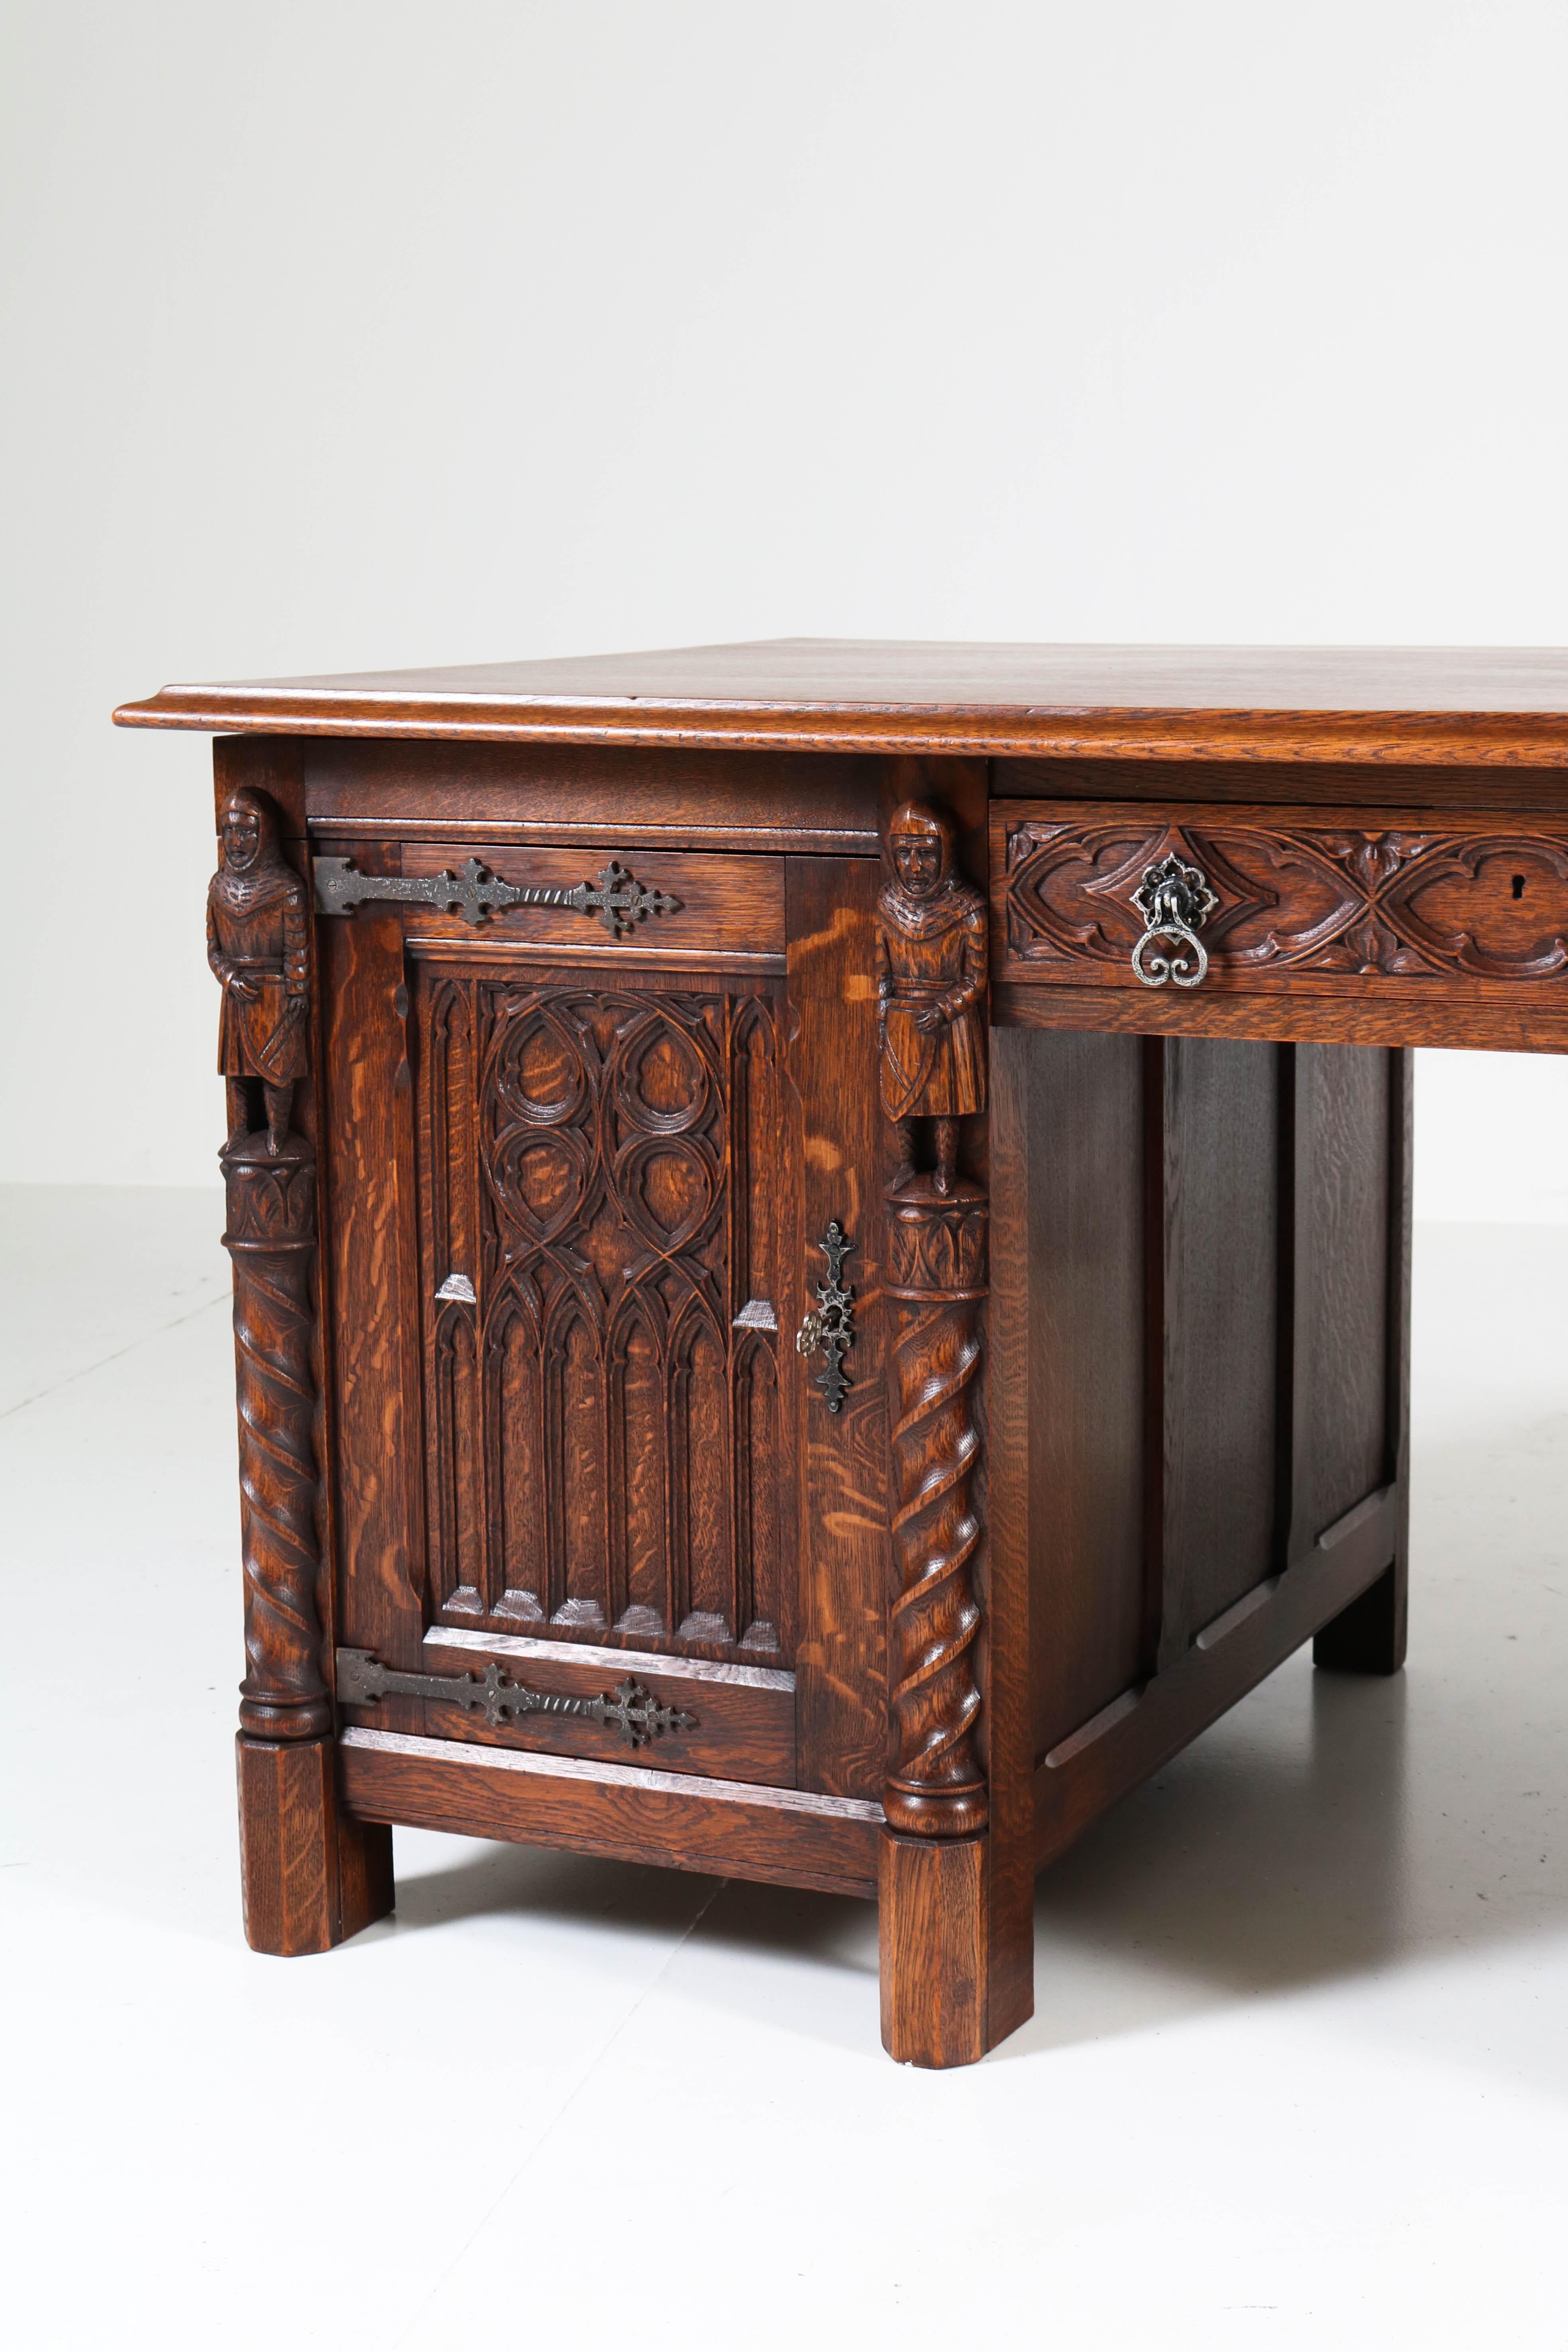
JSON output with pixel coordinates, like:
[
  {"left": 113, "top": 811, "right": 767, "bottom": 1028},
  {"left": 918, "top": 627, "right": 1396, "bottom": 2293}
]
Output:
[{"left": 338, "top": 1727, "right": 883, "bottom": 1898}]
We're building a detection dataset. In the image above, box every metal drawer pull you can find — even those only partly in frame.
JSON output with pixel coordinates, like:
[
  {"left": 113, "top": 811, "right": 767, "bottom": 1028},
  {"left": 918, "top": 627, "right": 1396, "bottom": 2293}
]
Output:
[
  {"left": 1131, "top": 853, "right": 1219, "bottom": 989},
  {"left": 795, "top": 1219, "right": 855, "bottom": 1414}
]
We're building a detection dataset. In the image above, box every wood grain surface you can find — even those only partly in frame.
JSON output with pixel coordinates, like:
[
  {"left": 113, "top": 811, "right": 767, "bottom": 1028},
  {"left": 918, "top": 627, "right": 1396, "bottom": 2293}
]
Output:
[
  {"left": 396, "top": 841, "right": 784, "bottom": 964},
  {"left": 339, "top": 1726, "right": 881, "bottom": 1896},
  {"left": 302, "top": 738, "right": 883, "bottom": 856},
  {"left": 116, "top": 639, "right": 1568, "bottom": 764}
]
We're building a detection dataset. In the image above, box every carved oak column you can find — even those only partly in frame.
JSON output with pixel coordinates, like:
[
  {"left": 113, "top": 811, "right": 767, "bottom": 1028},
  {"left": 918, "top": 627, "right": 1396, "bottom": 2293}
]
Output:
[
  {"left": 222, "top": 1135, "right": 332, "bottom": 1743},
  {"left": 872, "top": 795, "right": 998, "bottom": 2064},
  {"left": 210, "top": 779, "right": 391, "bottom": 1955},
  {"left": 883, "top": 1184, "right": 989, "bottom": 1836}
]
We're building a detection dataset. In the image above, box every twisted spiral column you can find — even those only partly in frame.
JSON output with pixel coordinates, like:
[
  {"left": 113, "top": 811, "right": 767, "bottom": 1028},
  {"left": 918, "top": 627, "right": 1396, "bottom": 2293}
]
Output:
[
  {"left": 883, "top": 1187, "right": 988, "bottom": 1838},
  {"left": 221, "top": 1137, "right": 332, "bottom": 1741}
]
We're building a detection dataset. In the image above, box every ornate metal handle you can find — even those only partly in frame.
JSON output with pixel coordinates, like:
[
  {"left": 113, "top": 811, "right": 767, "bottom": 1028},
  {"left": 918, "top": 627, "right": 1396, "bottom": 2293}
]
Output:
[
  {"left": 313, "top": 855, "right": 681, "bottom": 937},
  {"left": 336, "top": 1649, "right": 696, "bottom": 1748},
  {"left": 798, "top": 1221, "right": 854, "bottom": 1414},
  {"left": 1130, "top": 852, "right": 1218, "bottom": 989}
]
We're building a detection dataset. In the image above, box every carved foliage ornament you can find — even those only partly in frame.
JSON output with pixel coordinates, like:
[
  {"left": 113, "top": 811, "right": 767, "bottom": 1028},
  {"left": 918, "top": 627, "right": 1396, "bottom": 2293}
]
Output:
[{"left": 1004, "top": 818, "right": 1568, "bottom": 983}]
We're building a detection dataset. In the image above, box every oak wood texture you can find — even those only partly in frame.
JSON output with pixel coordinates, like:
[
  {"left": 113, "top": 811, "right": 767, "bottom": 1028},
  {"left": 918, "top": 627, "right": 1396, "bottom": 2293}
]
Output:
[
  {"left": 338, "top": 1726, "right": 881, "bottom": 1897},
  {"left": 879, "top": 1829, "right": 989, "bottom": 2066},
  {"left": 302, "top": 739, "right": 883, "bottom": 857},
  {"left": 397, "top": 842, "right": 785, "bottom": 968},
  {"left": 786, "top": 858, "right": 894, "bottom": 1801},
  {"left": 317, "top": 893, "right": 428, "bottom": 1671},
  {"left": 236, "top": 1735, "right": 392, "bottom": 1955},
  {"left": 117, "top": 640, "right": 1568, "bottom": 764},
  {"left": 1035, "top": 1485, "right": 1397, "bottom": 1869}
]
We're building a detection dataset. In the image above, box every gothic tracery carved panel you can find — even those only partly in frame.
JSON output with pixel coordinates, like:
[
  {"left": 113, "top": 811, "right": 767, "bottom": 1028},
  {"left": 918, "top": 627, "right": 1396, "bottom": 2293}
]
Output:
[{"left": 416, "top": 972, "right": 788, "bottom": 1662}]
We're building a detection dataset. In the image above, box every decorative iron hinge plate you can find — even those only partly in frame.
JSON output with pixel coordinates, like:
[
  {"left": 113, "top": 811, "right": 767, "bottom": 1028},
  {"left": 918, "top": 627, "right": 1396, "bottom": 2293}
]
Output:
[
  {"left": 336, "top": 1648, "right": 698, "bottom": 1748},
  {"left": 313, "top": 856, "right": 682, "bottom": 937},
  {"left": 795, "top": 1218, "right": 855, "bottom": 1414}
]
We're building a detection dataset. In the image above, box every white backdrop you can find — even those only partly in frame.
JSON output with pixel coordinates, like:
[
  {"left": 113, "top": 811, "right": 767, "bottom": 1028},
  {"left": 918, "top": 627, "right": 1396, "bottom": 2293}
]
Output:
[{"left": 5, "top": 1, "right": 1568, "bottom": 1205}]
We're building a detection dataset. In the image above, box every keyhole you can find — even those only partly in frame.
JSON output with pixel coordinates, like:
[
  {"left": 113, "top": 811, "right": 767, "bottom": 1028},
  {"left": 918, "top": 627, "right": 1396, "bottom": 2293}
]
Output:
[{"left": 1512, "top": 874, "right": 1526, "bottom": 900}]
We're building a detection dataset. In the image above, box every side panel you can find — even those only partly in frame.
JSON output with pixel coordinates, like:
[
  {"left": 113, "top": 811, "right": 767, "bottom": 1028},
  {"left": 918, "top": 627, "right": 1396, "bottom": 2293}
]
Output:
[{"left": 1006, "top": 1029, "right": 1405, "bottom": 1865}]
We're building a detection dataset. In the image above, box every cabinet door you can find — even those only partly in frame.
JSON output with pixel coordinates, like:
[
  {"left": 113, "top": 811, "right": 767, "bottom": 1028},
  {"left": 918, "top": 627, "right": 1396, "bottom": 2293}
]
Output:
[{"left": 320, "top": 844, "right": 888, "bottom": 1794}]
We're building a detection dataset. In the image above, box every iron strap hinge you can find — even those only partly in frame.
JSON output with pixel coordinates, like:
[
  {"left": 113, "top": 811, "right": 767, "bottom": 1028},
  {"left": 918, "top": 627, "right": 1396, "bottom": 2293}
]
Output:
[
  {"left": 336, "top": 1648, "right": 698, "bottom": 1748},
  {"left": 312, "top": 856, "right": 682, "bottom": 937}
]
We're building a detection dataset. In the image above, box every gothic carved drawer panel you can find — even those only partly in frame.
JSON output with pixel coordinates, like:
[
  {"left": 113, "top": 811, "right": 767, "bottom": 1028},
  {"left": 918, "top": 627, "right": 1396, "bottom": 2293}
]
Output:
[
  {"left": 392, "top": 841, "right": 785, "bottom": 966},
  {"left": 993, "top": 800, "right": 1568, "bottom": 995},
  {"left": 336, "top": 1629, "right": 797, "bottom": 1787}
]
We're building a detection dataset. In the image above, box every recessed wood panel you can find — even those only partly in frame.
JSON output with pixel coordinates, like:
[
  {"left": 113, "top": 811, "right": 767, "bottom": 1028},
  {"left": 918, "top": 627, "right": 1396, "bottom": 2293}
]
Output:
[
  {"left": 1158, "top": 1038, "right": 1281, "bottom": 1647},
  {"left": 399, "top": 841, "right": 783, "bottom": 964},
  {"left": 991, "top": 1029, "right": 1147, "bottom": 1766}
]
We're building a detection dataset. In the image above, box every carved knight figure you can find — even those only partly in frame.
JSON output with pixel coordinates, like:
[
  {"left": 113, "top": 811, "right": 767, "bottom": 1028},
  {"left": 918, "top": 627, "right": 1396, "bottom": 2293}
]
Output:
[
  {"left": 875, "top": 800, "right": 988, "bottom": 1196},
  {"left": 207, "top": 788, "right": 310, "bottom": 1154}
]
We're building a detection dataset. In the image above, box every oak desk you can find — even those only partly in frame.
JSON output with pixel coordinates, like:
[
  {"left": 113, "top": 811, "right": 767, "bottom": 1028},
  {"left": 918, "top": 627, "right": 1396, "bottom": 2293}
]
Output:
[{"left": 115, "top": 642, "right": 1568, "bottom": 2066}]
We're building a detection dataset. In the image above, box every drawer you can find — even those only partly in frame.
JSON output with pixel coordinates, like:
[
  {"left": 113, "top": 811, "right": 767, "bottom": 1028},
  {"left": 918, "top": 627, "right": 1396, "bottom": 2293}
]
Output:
[
  {"left": 993, "top": 800, "right": 1568, "bottom": 995},
  {"left": 394, "top": 840, "right": 784, "bottom": 966},
  {"left": 336, "top": 1630, "right": 797, "bottom": 1788}
]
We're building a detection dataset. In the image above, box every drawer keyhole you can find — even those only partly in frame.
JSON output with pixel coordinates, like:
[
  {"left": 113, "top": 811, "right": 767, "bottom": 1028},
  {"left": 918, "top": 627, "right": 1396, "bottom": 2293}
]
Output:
[{"left": 1512, "top": 874, "right": 1526, "bottom": 900}]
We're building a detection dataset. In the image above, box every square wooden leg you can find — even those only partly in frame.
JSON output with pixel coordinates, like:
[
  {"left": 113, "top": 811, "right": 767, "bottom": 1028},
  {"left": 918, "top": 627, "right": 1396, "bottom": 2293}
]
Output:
[
  {"left": 879, "top": 1828, "right": 1032, "bottom": 2067},
  {"left": 236, "top": 1735, "right": 394, "bottom": 1955},
  {"left": 1312, "top": 1555, "right": 1408, "bottom": 1675}
]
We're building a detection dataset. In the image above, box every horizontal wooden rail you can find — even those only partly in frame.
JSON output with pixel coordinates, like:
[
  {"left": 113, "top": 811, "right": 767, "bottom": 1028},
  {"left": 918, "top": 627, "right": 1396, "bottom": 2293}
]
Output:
[{"left": 339, "top": 1728, "right": 883, "bottom": 1898}]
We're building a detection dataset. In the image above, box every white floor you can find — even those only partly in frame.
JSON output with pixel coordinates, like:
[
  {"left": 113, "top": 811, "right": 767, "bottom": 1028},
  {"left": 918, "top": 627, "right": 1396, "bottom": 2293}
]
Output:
[{"left": 3, "top": 1190, "right": 1566, "bottom": 2350}]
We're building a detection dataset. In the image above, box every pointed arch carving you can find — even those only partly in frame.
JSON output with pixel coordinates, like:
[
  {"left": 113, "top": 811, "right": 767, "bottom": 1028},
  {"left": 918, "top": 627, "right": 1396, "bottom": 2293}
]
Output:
[{"left": 416, "top": 968, "right": 791, "bottom": 1663}]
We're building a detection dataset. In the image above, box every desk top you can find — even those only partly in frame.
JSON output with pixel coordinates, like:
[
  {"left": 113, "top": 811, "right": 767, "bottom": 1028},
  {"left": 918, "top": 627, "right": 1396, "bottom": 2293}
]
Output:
[{"left": 114, "top": 638, "right": 1568, "bottom": 765}]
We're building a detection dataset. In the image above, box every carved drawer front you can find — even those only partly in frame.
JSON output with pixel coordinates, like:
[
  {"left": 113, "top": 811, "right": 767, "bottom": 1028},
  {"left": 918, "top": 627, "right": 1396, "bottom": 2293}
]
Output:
[
  {"left": 336, "top": 1630, "right": 797, "bottom": 1788},
  {"left": 993, "top": 800, "right": 1568, "bottom": 994},
  {"left": 396, "top": 841, "right": 784, "bottom": 965}
]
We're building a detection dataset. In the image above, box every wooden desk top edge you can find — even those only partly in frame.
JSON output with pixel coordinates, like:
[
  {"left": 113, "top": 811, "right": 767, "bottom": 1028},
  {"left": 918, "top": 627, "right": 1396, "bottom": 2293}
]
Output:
[{"left": 113, "top": 637, "right": 1568, "bottom": 766}]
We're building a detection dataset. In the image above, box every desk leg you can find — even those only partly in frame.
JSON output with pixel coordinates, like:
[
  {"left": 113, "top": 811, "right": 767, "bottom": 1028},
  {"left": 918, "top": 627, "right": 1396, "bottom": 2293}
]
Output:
[
  {"left": 237, "top": 1735, "right": 392, "bottom": 1955},
  {"left": 1313, "top": 1046, "right": 1413, "bottom": 1677},
  {"left": 1312, "top": 1555, "right": 1407, "bottom": 1675}
]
